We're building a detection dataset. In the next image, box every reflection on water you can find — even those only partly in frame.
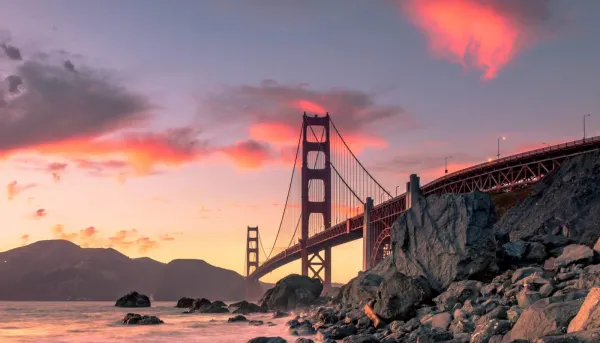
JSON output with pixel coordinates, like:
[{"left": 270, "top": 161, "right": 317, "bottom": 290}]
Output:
[{"left": 0, "top": 302, "right": 299, "bottom": 343}]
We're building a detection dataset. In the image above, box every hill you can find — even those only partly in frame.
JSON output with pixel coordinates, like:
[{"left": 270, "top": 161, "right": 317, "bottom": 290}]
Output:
[{"left": 0, "top": 240, "right": 251, "bottom": 301}]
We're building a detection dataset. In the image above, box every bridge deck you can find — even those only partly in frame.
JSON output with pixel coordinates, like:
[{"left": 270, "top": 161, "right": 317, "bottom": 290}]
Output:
[{"left": 249, "top": 136, "right": 600, "bottom": 280}]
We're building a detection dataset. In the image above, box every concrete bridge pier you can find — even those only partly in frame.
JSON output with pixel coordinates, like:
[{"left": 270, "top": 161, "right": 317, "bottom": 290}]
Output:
[
  {"left": 245, "top": 277, "right": 263, "bottom": 301},
  {"left": 406, "top": 174, "right": 421, "bottom": 209}
]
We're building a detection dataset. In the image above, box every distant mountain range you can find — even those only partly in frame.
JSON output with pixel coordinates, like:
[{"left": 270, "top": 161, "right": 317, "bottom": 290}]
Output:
[{"left": 0, "top": 240, "right": 270, "bottom": 301}]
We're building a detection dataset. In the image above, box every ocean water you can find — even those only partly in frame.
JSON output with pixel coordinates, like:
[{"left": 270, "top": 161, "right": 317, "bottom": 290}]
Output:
[{"left": 0, "top": 302, "right": 302, "bottom": 343}]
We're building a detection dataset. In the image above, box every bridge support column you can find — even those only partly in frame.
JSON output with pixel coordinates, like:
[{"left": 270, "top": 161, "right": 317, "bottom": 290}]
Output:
[
  {"left": 246, "top": 226, "right": 259, "bottom": 276},
  {"left": 406, "top": 174, "right": 421, "bottom": 209},
  {"left": 362, "top": 196, "right": 374, "bottom": 271},
  {"left": 301, "top": 114, "right": 332, "bottom": 291}
]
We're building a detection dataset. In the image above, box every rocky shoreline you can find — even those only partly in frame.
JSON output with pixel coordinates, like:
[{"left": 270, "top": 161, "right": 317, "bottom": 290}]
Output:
[{"left": 244, "top": 151, "right": 600, "bottom": 342}]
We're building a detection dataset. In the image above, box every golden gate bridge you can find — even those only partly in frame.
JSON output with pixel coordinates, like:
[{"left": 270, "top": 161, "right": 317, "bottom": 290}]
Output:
[{"left": 244, "top": 113, "right": 600, "bottom": 294}]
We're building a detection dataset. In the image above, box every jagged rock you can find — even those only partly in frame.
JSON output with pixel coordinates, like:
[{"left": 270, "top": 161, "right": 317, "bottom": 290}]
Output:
[
  {"left": 567, "top": 287, "right": 600, "bottom": 332},
  {"left": 525, "top": 242, "right": 548, "bottom": 262},
  {"left": 553, "top": 245, "right": 594, "bottom": 270},
  {"left": 502, "top": 298, "right": 584, "bottom": 342},
  {"left": 534, "top": 328, "right": 600, "bottom": 342},
  {"left": 247, "top": 337, "right": 286, "bottom": 343},
  {"left": 115, "top": 291, "right": 150, "bottom": 307},
  {"left": 511, "top": 267, "right": 544, "bottom": 284},
  {"left": 406, "top": 326, "right": 452, "bottom": 343},
  {"left": 341, "top": 334, "right": 379, "bottom": 343},
  {"left": 494, "top": 151, "right": 600, "bottom": 245},
  {"left": 471, "top": 319, "right": 512, "bottom": 343},
  {"left": 390, "top": 190, "right": 496, "bottom": 292},
  {"left": 338, "top": 272, "right": 384, "bottom": 306},
  {"left": 228, "top": 314, "right": 248, "bottom": 322},
  {"left": 434, "top": 281, "right": 483, "bottom": 311},
  {"left": 121, "top": 313, "right": 163, "bottom": 325},
  {"left": 503, "top": 241, "right": 528, "bottom": 260},
  {"left": 373, "top": 271, "right": 433, "bottom": 321},
  {"left": 229, "top": 300, "right": 266, "bottom": 314},
  {"left": 175, "top": 297, "right": 194, "bottom": 308},
  {"left": 212, "top": 300, "right": 226, "bottom": 307},
  {"left": 289, "top": 321, "right": 316, "bottom": 336},
  {"left": 330, "top": 324, "right": 357, "bottom": 339},
  {"left": 192, "top": 298, "right": 211, "bottom": 309},
  {"left": 196, "top": 302, "right": 229, "bottom": 313},
  {"left": 260, "top": 274, "right": 323, "bottom": 310},
  {"left": 517, "top": 290, "right": 543, "bottom": 308},
  {"left": 429, "top": 312, "right": 452, "bottom": 330}
]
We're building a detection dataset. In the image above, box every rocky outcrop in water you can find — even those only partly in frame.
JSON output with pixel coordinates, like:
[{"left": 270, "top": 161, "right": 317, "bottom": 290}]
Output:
[
  {"left": 229, "top": 300, "right": 267, "bottom": 314},
  {"left": 115, "top": 291, "right": 150, "bottom": 307},
  {"left": 122, "top": 313, "right": 163, "bottom": 325},
  {"left": 175, "top": 297, "right": 194, "bottom": 308},
  {"left": 260, "top": 274, "right": 323, "bottom": 311}
]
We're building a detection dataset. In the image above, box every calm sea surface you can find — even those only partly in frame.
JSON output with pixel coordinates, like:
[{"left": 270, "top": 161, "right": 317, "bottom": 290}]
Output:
[{"left": 0, "top": 301, "right": 301, "bottom": 343}]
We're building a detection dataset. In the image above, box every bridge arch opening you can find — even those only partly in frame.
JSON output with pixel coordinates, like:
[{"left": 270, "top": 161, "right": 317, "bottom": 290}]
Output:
[{"left": 307, "top": 151, "right": 326, "bottom": 170}]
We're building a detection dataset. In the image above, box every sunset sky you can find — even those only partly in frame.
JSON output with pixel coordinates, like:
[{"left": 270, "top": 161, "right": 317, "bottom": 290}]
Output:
[{"left": 1, "top": 0, "right": 599, "bottom": 284}]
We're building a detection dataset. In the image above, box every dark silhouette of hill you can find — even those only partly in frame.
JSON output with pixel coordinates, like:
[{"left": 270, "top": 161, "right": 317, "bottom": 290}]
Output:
[{"left": 0, "top": 240, "right": 253, "bottom": 301}]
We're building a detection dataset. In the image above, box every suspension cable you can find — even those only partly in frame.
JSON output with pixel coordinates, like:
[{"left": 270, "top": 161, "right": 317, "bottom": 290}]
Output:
[
  {"left": 263, "top": 123, "right": 303, "bottom": 261},
  {"left": 285, "top": 126, "right": 326, "bottom": 249},
  {"left": 330, "top": 118, "right": 392, "bottom": 198},
  {"left": 305, "top": 117, "right": 365, "bottom": 205}
]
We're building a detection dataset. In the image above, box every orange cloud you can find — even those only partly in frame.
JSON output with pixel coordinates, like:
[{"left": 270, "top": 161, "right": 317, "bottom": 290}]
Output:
[
  {"left": 49, "top": 225, "right": 169, "bottom": 253},
  {"left": 7, "top": 181, "right": 36, "bottom": 200},
  {"left": 250, "top": 122, "right": 299, "bottom": 145},
  {"left": 159, "top": 234, "right": 175, "bottom": 241},
  {"left": 33, "top": 208, "right": 47, "bottom": 219},
  {"left": 21, "top": 234, "right": 30, "bottom": 246},
  {"left": 402, "top": 0, "right": 547, "bottom": 79},
  {"left": 221, "top": 140, "right": 273, "bottom": 169},
  {"left": 292, "top": 99, "right": 327, "bottom": 114}
]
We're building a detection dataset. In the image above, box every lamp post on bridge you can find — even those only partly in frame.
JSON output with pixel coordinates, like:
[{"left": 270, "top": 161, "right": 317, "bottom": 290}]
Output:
[
  {"left": 497, "top": 136, "right": 506, "bottom": 160},
  {"left": 584, "top": 114, "right": 591, "bottom": 141},
  {"left": 445, "top": 156, "right": 452, "bottom": 174}
]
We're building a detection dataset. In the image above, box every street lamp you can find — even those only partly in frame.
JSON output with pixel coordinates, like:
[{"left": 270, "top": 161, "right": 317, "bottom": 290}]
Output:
[
  {"left": 584, "top": 114, "right": 591, "bottom": 141},
  {"left": 445, "top": 156, "right": 452, "bottom": 174},
  {"left": 497, "top": 136, "right": 506, "bottom": 160}
]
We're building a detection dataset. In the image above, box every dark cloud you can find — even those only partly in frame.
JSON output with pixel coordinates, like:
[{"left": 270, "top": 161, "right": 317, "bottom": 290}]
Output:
[
  {"left": 1, "top": 43, "right": 22, "bottom": 60},
  {"left": 6, "top": 75, "right": 22, "bottom": 94},
  {"left": 205, "top": 80, "right": 413, "bottom": 133},
  {"left": 64, "top": 60, "right": 76, "bottom": 73},
  {"left": 488, "top": 0, "right": 554, "bottom": 24},
  {"left": 0, "top": 59, "right": 154, "bottom": 152}
]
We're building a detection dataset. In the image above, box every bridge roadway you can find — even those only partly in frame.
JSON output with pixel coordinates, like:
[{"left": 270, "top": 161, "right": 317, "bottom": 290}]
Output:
[{"left": 248, "top": 136, "right": 600, "bottom": 281}]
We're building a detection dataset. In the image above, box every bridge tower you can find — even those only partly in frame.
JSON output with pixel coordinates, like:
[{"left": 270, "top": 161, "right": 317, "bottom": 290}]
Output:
[
  {"left": 246, "top": 226, "right": 259, "bottom": 276},
  {"left": 301, "top": 114, "right": 332, "bottom": 291}
]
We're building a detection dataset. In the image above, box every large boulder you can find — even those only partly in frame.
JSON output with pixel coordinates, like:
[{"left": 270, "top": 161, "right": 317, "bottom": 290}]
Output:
[
  {"left": 175, "top": 297, "right": 194, "bottom": 308},
  {"left": 390, "top": 190, "right": 497, "bottom": 292},
  {"left": 502, "top": 298, "right": 584, "bottom": 342},
  {"left": 495, "top": 150, "right": 600, "bottom": 245},
  {"left": 115, "top": 291, "right": 150, "bottom": 307},
  {"left": 373, "top": 271, "right": 433, "bottom": 321},
  {"left": 259, "top": 274, "right": 323, "bottom": 310},
  {"left": 337, "top": 271, "right": 384, "bottom": 306},
  {"left": 567, "top": 287, "right": 600, "bottom": 333}
]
